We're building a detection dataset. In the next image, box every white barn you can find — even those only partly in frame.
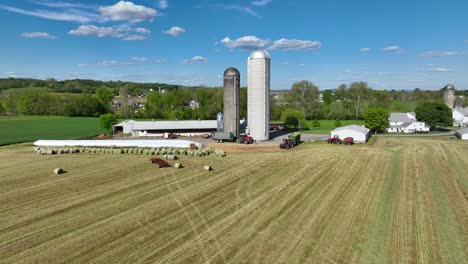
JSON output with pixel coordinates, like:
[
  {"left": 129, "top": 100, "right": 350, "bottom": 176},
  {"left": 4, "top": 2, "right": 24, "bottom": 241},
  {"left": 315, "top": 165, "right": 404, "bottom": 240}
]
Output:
[
  {"left": 387, "top": 112, "right": 430, "bottom": 133},
  {"left": 453, "top": 107, "right": 468, "bottom": 127},
  {"left": 113, "top": 120, "right": 218, "bottom": 137},
  {"left": 330, "top": 125, "right": 370, "bottom": 143},
  {"left": 455, "top": 128, "right": 468, "bottom": 140}
]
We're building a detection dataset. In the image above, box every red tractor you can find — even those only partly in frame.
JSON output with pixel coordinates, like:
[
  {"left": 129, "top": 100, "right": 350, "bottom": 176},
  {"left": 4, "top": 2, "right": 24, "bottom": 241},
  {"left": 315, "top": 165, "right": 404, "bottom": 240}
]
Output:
[
  {"left": 343, "top": 137, "right": 354, "bottom": 145},
  {"left": 279, "top": 138, "right": 294, "bottom": 149},
  {"left": 327, "top": 135, "right": 342, "bottom": 144},
  {"left": 237, "top": 134, "right": 254, "bottom": 144}
]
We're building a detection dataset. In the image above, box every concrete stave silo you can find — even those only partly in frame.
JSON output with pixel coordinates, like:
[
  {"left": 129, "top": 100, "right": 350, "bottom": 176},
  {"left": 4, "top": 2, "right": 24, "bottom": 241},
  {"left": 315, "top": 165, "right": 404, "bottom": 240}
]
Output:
[
  {"left": 223, "top": 67, "right": 240, "bottom": 138},
  {"left": 247, "top": 50, "right": 270, "bottom": 141},
  {"left": 443, "top": 84, "right": 455, "bottom": 109}
]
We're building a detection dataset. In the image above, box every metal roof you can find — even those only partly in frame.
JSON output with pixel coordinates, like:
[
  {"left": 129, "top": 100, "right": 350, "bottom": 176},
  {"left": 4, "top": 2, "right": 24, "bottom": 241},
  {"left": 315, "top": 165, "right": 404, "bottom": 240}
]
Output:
[
  {"left": 444, "top": 84, "right": 455, "bottom": 91},
  {"left": 456, "top": 128, "right": 468, "bottom": 135},
  {"left": 454, "top": 107, "right": 468, "bottom": 117},
  {"left": 224, "top": 67, "right": 240, "bottom": 76},
  {"left": 248, "top": 50, "right": 270, "bottom": 60},
  {"left": 131, "top": 120, "right": 217, "bottom": 130},
  {"left": 389, "top": 113, "right": 415, "bottom": 123},
  {"left": 332, "top": 125, "right": 370, "bottom": 134},
  {"left": 390, "top": 122, "right": 412, "bottom": 128}
]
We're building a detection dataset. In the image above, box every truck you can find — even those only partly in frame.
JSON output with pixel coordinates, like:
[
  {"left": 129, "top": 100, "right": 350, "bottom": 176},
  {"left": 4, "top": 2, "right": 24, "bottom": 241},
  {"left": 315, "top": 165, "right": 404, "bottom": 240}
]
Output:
[{"left": 212, "top": 132, "right": 234, "bottom": 143}]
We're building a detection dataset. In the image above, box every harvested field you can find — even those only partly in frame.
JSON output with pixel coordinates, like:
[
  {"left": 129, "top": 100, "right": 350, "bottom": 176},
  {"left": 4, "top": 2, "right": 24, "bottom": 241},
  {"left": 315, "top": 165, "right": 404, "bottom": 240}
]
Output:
[{"left": 0, "top": 137, "right": 467, "bottom": 263}]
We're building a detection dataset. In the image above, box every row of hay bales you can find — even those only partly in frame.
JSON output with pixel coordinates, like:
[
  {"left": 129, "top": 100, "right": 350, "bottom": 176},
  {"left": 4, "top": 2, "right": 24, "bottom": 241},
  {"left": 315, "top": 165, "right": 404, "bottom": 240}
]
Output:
[{"left": 34, "top": 146, "right": 227, "bottom": 157}]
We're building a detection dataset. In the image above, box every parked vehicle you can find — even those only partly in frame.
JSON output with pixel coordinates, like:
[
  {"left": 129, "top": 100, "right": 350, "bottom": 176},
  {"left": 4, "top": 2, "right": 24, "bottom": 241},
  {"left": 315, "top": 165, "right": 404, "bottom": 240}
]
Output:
[
  {"left": 327, "top": 136, "right": 342, "bottom": 144},
  {"left": 279, "top": 132, "right": 301, "bottom": 149},
  {"left": 212, "top": 132, "right": 234, "bottom": 143},
  {"left": 163, "top": 132, "right": 177, "bottom": 139},
  {"left": 237, "top": 134, "right": 254, "bottom": 144},
  {"left": 343, "top": 137, "right": 354, "bottom": 145}
]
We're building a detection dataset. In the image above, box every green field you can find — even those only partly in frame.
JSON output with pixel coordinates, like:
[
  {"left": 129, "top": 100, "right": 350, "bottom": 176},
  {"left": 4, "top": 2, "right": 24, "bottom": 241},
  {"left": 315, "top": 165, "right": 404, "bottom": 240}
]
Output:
[
  {"left": 0, "top": 137, "right": 467, "bottom": 263},
  {"left": 302, "top": 119, "right": 364, "bottom": 134},
  {"left": 0, "top": 116, "right": 105, "bottom": 146}
]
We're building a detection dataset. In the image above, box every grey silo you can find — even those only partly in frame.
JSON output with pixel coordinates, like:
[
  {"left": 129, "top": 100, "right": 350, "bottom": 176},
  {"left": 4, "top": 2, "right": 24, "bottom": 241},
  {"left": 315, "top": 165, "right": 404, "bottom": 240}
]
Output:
[
  {"left": 443, "top": 84, "right": 456, "bottom": 109},
  {"left": 223, "top": 67, "right": 240, "bottom": 138}
]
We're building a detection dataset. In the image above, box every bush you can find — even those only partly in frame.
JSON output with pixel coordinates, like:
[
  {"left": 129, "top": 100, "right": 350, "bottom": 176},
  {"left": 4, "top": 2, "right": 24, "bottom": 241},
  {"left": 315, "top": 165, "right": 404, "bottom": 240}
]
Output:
[
  {"left": 334, "top": 119, "right": 342, "bottom": 127},
  {"left": 312, "top": 120, "right": 320, "bottom": 128},
  {"left": 99, "top": 113, "right": 118, "bottom": 133}
]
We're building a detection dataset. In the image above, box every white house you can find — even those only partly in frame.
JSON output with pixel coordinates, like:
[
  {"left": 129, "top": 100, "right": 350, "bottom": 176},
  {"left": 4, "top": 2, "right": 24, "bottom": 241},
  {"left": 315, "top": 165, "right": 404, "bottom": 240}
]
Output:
[
  {"left": 455, "top": 128, "right": 468, "bottom": 140},
  {"left": 453, "top": 107, "right": 468, "bottom": 127},
  {"left": 387, "top": 112, "right": 430, "bottom": 133},
  {"left": 330, "top": 125, "right": 370, "bottom": 143}
]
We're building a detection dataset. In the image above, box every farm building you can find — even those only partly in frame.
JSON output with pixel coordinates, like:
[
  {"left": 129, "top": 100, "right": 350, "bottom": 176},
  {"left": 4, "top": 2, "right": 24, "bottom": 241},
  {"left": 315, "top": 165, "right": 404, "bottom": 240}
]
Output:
[
  {"left": 330, "top": 125, "right": 370, "bottom": 143},
  {"left": 113, "top": 119, "right": 247, "bottom": 137},
  {"left": 453, "top": 107, "right": 468, "bottom": 127},
  {"left": 455, "top": 128, "right": 468, "bottom": 140},
  {"left": 387, "top": 112, "right": 430, "bottom": 133}
]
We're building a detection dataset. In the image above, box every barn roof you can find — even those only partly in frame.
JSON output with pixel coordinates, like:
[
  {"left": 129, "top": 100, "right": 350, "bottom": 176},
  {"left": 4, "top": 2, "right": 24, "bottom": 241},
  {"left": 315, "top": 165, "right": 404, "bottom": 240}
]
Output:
[
  {"left": 332, "top": 125, "right": 370, "bottom": 134},
  {"left": 456, "top": 128, "right": 468, "bottom": 135},
  {"left": 131, "top": 120, "right": 218, "bottom": 130},
  {"left": 389, "top": 113, "right": 416, "bottom": 123}
]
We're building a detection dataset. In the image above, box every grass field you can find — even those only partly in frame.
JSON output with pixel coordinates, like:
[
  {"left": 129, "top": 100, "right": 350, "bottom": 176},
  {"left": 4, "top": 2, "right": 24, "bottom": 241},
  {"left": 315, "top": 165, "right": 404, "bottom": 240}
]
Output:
[
  {"left": 0, "top": 116, "right": 104, "bottom": 146},
  {"left": 303, "top": 119, "right": 364, "bottom": 134},
  {"left": 1, "top": 137, "right": 467, "bottom": 263}
]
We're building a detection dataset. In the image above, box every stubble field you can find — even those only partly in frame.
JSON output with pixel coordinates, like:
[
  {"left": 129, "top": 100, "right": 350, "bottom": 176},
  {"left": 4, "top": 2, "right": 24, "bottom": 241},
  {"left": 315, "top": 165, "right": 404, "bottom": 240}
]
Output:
[{"left": 0, "top": 137, "right": 467, "bottom": 263}]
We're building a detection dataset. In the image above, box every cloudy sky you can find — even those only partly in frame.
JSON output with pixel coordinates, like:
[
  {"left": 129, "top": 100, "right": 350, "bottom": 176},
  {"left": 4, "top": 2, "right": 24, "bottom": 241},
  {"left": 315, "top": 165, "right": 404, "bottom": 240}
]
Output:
[{"left": 0, "top": 0, "right": 467, "bottom": 90}]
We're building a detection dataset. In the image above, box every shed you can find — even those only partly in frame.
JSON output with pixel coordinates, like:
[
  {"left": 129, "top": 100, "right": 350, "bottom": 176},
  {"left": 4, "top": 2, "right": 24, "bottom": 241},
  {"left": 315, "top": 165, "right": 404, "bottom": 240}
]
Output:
[
  {"left": 331, "top": 125, "right": 370, "bottom": 143},
  {"left": 455, "top": 128, "right": 468, "bottom": 140}
]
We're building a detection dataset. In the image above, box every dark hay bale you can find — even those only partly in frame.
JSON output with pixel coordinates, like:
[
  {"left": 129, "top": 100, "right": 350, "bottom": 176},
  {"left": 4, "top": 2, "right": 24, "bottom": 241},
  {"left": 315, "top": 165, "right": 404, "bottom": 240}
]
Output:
[{"left": 149, "top": 158, "right": 171, "bottom": 168}]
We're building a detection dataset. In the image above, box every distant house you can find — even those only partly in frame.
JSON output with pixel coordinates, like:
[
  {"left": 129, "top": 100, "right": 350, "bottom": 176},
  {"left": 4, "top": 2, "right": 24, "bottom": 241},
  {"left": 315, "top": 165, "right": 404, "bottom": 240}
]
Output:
[
  {"left": 453, "top": 107, "right": 468, "bottom": 127},
  {"left": 330, "top": 125, "right": 370, "bottom": 143},
  {"left": 455, "top": 128, "right": 468, "bottom": 140},
  {"left": 387, "top": 112, "right": 430, "bottom": 133},
  {"left": 188, "top": 100, "right": 200, "bottom": 110}
]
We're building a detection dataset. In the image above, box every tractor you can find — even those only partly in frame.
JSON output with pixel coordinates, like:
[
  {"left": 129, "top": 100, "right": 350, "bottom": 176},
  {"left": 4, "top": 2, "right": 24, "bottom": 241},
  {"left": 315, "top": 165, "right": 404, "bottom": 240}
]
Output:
[
  {"left": 327, "top": 135, "right": 342, "bottom": 144},
  {"left": 279, "top": 138, "right": 294, "bottom": 149},
  {"left": 237, "top": 134, "right": 254, "bottom": 144}
]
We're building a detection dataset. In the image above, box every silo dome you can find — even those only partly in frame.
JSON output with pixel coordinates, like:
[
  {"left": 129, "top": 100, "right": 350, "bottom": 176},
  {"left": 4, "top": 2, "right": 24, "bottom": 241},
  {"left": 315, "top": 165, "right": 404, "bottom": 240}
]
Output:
[
  {"left": 224, "top": 67, "right": 240, "bottom": 76},
  {"left": 444, "top": 84, "right": 455, "bottom": 90},
  {"left": 248, "top": 50, "right": 271, "bottom": 60}
]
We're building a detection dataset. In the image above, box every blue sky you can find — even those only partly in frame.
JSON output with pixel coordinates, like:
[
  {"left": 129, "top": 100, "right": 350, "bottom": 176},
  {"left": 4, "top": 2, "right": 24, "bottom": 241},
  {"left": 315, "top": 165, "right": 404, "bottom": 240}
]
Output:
[{"left": 0, "top": 0, "right": 467, "bottom": 90}]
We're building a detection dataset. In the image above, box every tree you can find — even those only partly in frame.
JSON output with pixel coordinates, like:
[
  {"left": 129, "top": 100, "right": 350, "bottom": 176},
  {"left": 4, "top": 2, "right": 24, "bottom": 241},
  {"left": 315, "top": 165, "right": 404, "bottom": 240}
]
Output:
[
  {"left": 415, "top": 102, "right": 452, "bottom": 127},
  {"left": 99, "top": 113, "right": 118, "bottom": 133},
  {"left": 281, "top": 108, "right": 307, "bottom": 130},
  {"left": 96, "top": 88, "right": 114, "bottom": 106},
  {"left": 364, "top": 107, "right": 389, "bottom": 133},
  {"left": 284, "top": 81, "right": 320, "bottom": 119},
  {"left": 347, "top": 82, "right": 371, "bottom": 119},
  {"left": 0, "top": 102, "right": 4, "bottom": 113}
]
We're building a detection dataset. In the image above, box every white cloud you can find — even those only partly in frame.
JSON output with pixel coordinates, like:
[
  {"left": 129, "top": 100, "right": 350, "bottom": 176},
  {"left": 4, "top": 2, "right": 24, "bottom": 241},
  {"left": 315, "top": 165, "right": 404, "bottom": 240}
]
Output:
[
  {"left": 130, "top": 57, "right": 148, "bottom": 61},
  {"left": 421, "top": 51, "right": 458, "bottom": 57},
  {"left": 99, "top": 1, "right": 157, "bottom": 23},
  {"left": 20, "top": 32, "right": 56, "bottom": 39},
  {"left": 184, "top": 56, "right": 208, "bottom": 64},
  {"left": 31, "top": 1, "right": 95, "bottom": 9},
  {"left": 360, "top": 48, "right": 371, "bottom": 53},
  {"left": 68, "top": 25, "right": 150, "bottom": 40},
  {"left": 79, "top": 60, "right": 135, "bottom": 67},
  {"left": 0, "top": 4, "right": 101, "bottom": 23},
  {"left": 163, "top": 26, "right": 186, "bottom": 37},
  {"left": 430, "top": 67, "right": 454, "bottom": 72},
  {"left": 69, "top": 25, "right": 122, "bottom": 38},
  {"left": 223, "top": 5, "right": 260, "bottom": 18},
  {"left": 251, "top": 0, "right": 272, "bottom": 6},
  {"left": 123, "top": 35, "right": 147, "bottom": 41},
  {"left": 159, "top": 0, "right": 168, "bottom": 9},
  {"left": 221, "top": 36, "right": 269, "bottom": 50},
  {"left": 383, "top": 46, "right": 404, "bottom": 52},
  {"left": 154, "top": 59, "right": 168, "bottom": 64},
  {"left": 269, "top": 38, "right": 321, "bottom": 50}
]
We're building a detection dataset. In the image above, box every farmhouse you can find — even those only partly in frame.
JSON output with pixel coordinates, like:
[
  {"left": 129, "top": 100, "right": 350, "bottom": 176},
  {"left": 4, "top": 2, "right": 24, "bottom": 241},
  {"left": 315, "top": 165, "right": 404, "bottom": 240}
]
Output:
[
  {"left": 330, "top": 125, "right": 370, "bottom": 143},
  {"left": 455, "top": 128, "right": 468, "bottom": 140},
  {"left": 113, "top": 119, "right": 248, "bottom": 137},
  {"left": 387, "top": 112, "right": 430, "bottom": 133},
  {"left": 453, "top": 107, "right": 468, "bottom": 127}
]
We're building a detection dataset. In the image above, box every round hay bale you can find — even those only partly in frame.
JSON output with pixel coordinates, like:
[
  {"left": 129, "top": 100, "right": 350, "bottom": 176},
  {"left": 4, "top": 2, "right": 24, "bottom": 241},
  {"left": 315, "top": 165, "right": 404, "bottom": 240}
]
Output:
[
  {"left": 174, "top": 163, "right": 183, "bottom": 169},
  {"left": 54, "top": 168, "right": 65, "bottom": 175},
  {"left": 173, "top": 149, "right": 180, "bottom": 155},
  {"left": 39, "top": 149, "right": 47, "bottom": 155},
  {"left": 34, "top": 147, "right": 40, "bottom": 152},
  {"left": 167, "top": 148, "right": 174, "bottom": 155},
  {"left": 204, "top": 165, "right": 212, "bottom": 171},
  {"left": 138, "top": 148, "right": 143, "bottom": 154}
]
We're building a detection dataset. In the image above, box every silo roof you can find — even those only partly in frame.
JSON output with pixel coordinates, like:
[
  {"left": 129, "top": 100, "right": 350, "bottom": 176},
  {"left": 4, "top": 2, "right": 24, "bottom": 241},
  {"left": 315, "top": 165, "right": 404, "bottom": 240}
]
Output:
[
  {"left": 248, "top": 50, "right": 270, "bottom": 60},
  {"left": 224, "top": 67, "right": 240, "bottom": 76}
]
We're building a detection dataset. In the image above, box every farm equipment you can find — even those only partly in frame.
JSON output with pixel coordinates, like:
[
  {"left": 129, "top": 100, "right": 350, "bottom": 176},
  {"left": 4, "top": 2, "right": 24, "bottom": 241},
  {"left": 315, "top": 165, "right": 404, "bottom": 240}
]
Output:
[
  {"left": 212, "top": 132, "right": 234, "bottom": 143},
  {"left": 343, "top": 137, "right": 354, "bottom": 145},
  {"left": 327, "top": 136, "right": 342, "bottom": 144},
  {"left": 237, "top": 134, "right": 254, "bottom": 144},
  {"left": 163, "top": 132, "right": 177, "bottom": 139},
  {"left": 279, "top": 132, "right": 301, "bottom": 149}
]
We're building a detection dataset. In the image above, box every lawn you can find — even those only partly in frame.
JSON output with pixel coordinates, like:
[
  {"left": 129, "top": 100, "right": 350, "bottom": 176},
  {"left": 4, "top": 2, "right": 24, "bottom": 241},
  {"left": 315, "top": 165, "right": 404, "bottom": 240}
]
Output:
[
  {"left": 302, "top": 119, "right": 364, "bottom": 134},
  {"left": 0, "top": 137, "right": 467, "bottom": 263},
  {"left": 0, "top": 116, "right": 105, "bottom": 146}
]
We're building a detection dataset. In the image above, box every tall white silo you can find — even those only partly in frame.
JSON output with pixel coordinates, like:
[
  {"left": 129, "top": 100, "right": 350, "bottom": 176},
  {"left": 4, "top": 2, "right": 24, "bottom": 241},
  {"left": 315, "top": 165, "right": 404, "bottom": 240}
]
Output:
[{"left": 247, "top": 50, "right": 270, "bottom": 141}]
